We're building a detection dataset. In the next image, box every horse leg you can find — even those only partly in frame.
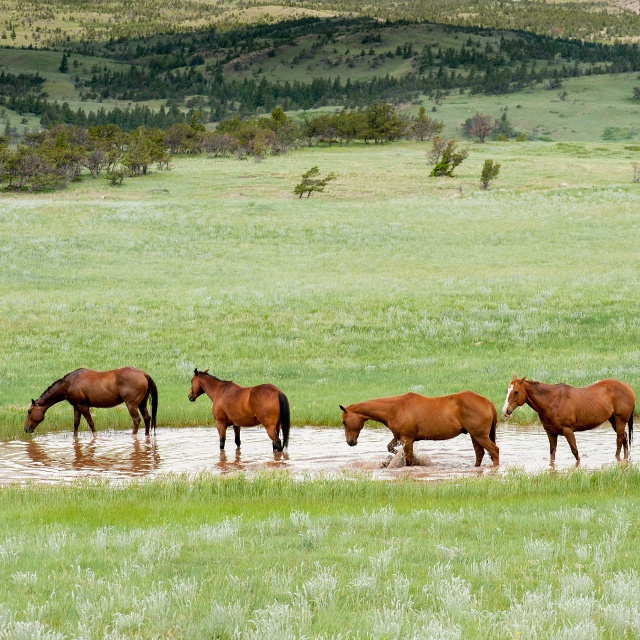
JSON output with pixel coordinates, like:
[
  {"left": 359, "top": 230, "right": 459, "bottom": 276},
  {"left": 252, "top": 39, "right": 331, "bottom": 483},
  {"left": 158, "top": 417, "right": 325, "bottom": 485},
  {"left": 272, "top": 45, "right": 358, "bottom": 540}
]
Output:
[
  {"left": 139, "top": 401, "right": 152, "bottom": 436},
  {"left": 216, "top": 421, "right": 227, "bottom": 450},
  {"left": 72, "top": 405, "right": 81, "bottom": 437},
  {"left": 562, "top": 428, "right": 580, "bottom": 465},
  {"left": 265, "top": 422, "right": 283, "bottom": 452},
  {"left": 77, "top": 405, "right": 96, "bottom": 434},
  {"left": 610, "top": 416, "right": 628, "bottom": 460},
  {"left": 473, "top": 435, "right": 499, "bottom": 466},
  {"left": 402, "top": 438, "right": 415, "bottom": 466},
  {"left": 470, "top": 437, "right": 485, "bottom": 466},
  {"left": 233, "top": 425, "right": 241, "bottom": 448},
  {"left": 387, "top": 435, "right": 401, "bottom": 453},
  {"left": 125, "top": 401, "right": 142, "bottom": 435},
  {"left": 546, "top": 431, "right": 558, "bottom": 466}
]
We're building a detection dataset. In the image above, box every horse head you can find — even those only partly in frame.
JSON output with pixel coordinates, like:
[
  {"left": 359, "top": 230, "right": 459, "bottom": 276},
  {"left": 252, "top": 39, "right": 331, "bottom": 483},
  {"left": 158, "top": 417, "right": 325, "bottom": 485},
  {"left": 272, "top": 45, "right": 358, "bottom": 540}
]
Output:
[
  {"left": 340, "top": 404, "right": 367, "bottom": 446},
  {"left": 188, "top": 368, "right": 209, "bottom": 402},
  {"left": 24, "top": 399, "right": 46, "bottom": 433},
  {"left": 502, "top": 376, "right": 527, "bottom": 417}
]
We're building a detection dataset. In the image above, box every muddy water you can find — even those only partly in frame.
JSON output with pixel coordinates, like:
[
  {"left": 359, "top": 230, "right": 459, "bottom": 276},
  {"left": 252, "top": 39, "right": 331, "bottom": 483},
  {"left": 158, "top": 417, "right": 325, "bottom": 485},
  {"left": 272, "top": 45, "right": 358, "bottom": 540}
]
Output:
[{"left": 0, "top": 424, "right": 630, "bottom": 484}]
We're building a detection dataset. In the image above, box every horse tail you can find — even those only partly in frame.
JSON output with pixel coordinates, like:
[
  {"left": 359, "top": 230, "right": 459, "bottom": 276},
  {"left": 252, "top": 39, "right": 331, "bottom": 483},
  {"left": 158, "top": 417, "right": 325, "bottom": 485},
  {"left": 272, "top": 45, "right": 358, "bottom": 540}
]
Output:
[
  {"left": 629, "top": 407, "right": 634, "bottom": 446},
  {"left": 278, "top": 392, "right": 290, "bottom": 450},
  {"left": 146, "top": 374, "right": 158, "bottom": 433},
  {"left": 490, "top": 403, "right": 498, "bottom": 443}
]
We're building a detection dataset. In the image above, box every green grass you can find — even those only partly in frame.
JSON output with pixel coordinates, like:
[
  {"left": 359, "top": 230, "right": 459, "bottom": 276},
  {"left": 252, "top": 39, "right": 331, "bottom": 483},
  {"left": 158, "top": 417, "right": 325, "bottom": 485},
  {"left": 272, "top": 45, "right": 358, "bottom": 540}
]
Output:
[
  {"left": 1, "top": 140, "right": 640, "bottom": 437},
  {"left": 1, "top": 468, "right": 640, "bottom": 638}
]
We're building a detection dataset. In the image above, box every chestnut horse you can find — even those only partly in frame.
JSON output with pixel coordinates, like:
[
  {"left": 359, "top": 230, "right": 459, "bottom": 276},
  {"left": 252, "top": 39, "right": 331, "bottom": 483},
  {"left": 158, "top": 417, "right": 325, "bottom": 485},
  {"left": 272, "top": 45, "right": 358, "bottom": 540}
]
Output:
[
  {"left": 339, "top": 391, "right": 499, "bottom": 466},
  {"left": 188, "top": 369, "right": 290, "bottom": 452},
  {"left": 24, "top": 367, "right": 158, "bottom": 435},
  {"left": 502, "top": 376, "right": 635, "bottom": 464}
]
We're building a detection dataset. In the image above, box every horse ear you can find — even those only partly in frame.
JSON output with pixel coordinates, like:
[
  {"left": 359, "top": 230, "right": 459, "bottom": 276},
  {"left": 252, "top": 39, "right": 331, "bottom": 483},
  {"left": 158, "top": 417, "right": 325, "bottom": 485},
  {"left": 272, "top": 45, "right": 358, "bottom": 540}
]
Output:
[
  {"left": 194, "top": 368, "right": 198, "bottom": 375},
  {"left": 203, "top": 368, "right": 209, "bottom": 374},
  {"left": 520, "top": 376, "right": 527, "bottom": 382},
  {"left": 31, "top": 398, "right": 35, "bottom": 405},
  {"left": 339, "top": 405, "right": 346, "bottom": 412},
  {"left": 511, "top": 374, "right": 518, "bottom": 382}
]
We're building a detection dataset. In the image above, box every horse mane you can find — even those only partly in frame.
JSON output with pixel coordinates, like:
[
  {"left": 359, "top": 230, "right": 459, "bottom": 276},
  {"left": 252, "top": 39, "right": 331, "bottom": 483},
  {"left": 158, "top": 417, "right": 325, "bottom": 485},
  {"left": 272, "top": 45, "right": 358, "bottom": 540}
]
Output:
[
  {"left": 201, "top": 371, "right": 231, "bottom": 384},
  {"left": 38, "top": 369, "right": 82, "bottom": 400}
]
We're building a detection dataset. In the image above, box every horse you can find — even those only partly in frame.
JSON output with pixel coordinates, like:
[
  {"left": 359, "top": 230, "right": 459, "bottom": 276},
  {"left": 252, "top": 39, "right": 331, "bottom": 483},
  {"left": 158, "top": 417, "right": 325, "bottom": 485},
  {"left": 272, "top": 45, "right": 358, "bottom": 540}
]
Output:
[
  {"left": 502, "top": 375, "right": 636, "bottom": 465},
  {"left": 188, "top": 368, "right": 290, "bottom": 452},
  {"left": 24, "top": 367, "right": 158, "bottom": 436},
  {"left": 339, "top": 390, "right": 499, "bottom": 467}
]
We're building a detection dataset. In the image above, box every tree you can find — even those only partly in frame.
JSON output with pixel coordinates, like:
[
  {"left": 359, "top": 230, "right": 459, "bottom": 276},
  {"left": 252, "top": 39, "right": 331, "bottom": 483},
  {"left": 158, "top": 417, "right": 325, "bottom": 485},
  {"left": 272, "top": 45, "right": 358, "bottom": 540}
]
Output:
[
  {"left": 59, "top": 53, "right": 69, "bottom": 74},
  {"left": 493, "top": 112, "right": 515, "bottom": 140},
  {"left": 293, "top": 166, "right": 337, "bottom": 198},
  {"left": 480, "top": 159, "right": 501, "bottom": 189},
  {"left": 469, "top": 112, "right": 494, "bottom": 143},
  {"left": 363, "top": 102, "right": 410, "bottom": 143},
  {"left": 429, "top": 138, "right": 469, "bottom": 177},
  {"left": 412, "top": 107, "right": 444, "bottom": 142}
]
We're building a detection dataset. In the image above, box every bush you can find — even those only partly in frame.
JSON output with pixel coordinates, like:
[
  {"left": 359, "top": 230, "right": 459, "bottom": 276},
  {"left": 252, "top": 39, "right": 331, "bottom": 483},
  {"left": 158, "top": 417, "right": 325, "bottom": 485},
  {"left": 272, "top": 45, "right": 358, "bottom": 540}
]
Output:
[
  {"left": 293, "top": 166, "right": 337, "bottom": 198},
  {"left": 429, "top": 138, "right": 469, "bottom": 177},
  {"left": 515, "top": 132, "right": 527, "bottom": 142},
  {"left": 480, "top": 159, "right": 501, "bottom": 190},
  {"left": 106, "top": 167, "right": 126, "bottom": 185}
]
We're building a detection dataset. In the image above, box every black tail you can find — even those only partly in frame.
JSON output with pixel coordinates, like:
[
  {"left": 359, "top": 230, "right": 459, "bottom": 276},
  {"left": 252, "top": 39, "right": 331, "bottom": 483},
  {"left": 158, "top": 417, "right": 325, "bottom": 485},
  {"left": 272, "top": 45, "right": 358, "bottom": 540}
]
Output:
[
  {"left": 490, "top": 404, "right": 498, "bottom": 443},
  {"left": 629, "top": 407, "right": 634, "bottom": 446},
  {"left": 278, "top": 392, "right": 290, "bottom": 450},
  {"left": 146, "top": 374, "right": 158, "bottom": 433}
]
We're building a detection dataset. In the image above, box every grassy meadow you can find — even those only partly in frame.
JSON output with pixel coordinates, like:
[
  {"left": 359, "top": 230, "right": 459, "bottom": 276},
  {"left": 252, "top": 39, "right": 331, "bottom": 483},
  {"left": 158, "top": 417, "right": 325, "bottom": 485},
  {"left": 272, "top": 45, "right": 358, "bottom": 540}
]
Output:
[
  {"left": 1, "top": 131, "right": 640, "bottom": 436},
  {"left": 2, "top": 469, "right": 640, "bottom": 638}
]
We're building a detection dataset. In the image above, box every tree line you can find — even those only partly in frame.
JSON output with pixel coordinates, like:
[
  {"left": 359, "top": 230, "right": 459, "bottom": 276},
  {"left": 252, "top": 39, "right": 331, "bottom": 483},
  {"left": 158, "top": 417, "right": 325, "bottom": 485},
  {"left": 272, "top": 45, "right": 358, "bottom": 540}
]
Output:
[{"left": 0, "top": 103, "right": 450, "bottom": 192}]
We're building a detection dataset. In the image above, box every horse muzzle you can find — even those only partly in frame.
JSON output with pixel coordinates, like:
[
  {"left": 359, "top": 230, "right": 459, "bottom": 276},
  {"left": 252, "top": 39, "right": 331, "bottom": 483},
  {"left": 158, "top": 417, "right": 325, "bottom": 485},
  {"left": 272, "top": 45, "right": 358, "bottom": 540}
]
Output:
[
  {"left": 502, "top": 409, "right": 512, "bottom": 418},
  {"left": 188, "top": 394, "right": 196, "bottom": 403},
  {"left": 347, "top": 438, "right": 358, "bottom": 447},
  {"left": 24, "top": 425, "right": 35, "bottom": 434}
]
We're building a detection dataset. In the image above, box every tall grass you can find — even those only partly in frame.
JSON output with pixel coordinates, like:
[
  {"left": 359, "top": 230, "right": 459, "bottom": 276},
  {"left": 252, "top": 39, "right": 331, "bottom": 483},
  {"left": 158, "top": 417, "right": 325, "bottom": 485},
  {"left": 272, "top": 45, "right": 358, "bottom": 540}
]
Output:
[{"left": 1, "top": 468, "right": 640, "bottom": 638}]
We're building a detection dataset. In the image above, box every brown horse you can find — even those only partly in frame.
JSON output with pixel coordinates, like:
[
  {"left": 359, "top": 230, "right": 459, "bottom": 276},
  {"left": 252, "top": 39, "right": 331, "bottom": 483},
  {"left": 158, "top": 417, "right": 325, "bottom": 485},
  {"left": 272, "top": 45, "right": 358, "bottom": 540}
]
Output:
[
  {"left": 188, "top": 369, "right": 290, "bottom": 452},
  {"left": 502, "top": 375, "right": 635, "bottom": 464},
  {"left": 339, "top": 391, "right": 499, "bottom": 467},
  {"left": 24, "top": 367, "right": 158, "bottom": 436}
]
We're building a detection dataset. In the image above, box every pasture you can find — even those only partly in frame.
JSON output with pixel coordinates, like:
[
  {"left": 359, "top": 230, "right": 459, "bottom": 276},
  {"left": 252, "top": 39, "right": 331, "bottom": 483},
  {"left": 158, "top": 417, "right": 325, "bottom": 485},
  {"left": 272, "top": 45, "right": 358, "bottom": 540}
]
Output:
[{"left": 1, "top": 138, "right": 640, "bottom": 437}]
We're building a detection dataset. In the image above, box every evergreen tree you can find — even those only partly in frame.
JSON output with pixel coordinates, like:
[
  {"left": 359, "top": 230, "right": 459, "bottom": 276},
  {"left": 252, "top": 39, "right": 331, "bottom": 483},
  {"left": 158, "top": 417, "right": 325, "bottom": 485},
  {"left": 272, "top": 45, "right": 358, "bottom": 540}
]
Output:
[{"left": 59, "top": 54, "right": 69, "bottom": 74}]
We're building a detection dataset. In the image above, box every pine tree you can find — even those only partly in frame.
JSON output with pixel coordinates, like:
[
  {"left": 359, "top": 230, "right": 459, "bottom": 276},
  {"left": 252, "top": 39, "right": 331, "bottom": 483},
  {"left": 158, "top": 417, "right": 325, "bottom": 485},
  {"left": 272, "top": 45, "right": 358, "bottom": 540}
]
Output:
[{"left": 59, "top": 54, "right": 69, "bottom": 74}]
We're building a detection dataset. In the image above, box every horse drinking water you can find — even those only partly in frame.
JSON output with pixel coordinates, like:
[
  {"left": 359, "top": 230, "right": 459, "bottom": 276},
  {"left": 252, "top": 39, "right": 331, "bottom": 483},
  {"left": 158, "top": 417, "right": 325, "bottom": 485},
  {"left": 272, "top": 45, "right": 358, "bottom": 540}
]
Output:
[
  {"left": 24, "top": 367, "right": 158, "bottom": 436},
  {"left": 339, "top": 390, "right": 499, "bottom": 467},
  {"left": 502, "top": 375, "right": 635, "bottom": 465},
  {"left": 188, "top": 369, "right": 290, "bottom": 452}
]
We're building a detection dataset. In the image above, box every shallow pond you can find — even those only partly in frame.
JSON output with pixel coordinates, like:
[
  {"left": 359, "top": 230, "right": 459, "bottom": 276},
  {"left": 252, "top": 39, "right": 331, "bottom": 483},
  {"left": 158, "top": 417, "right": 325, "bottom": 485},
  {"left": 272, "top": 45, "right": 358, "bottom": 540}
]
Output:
[{"left": 0, "top": 423, "right": 630, "bottom": 484}]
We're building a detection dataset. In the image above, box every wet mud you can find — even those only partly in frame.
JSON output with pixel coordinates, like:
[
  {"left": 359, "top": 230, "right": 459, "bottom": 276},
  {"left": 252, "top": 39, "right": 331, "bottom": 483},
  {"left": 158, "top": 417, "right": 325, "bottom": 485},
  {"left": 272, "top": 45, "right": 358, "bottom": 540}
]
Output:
[{"left": 0, "top": 424, "right": 630, "bottom": 484}]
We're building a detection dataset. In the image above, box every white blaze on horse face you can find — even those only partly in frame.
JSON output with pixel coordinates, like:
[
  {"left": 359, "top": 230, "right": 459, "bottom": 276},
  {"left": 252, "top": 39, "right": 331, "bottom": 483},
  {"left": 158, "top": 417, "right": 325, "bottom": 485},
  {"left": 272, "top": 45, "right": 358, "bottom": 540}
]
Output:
[{"left": 502, "top": 385, "right": 513, "bottom": 416}]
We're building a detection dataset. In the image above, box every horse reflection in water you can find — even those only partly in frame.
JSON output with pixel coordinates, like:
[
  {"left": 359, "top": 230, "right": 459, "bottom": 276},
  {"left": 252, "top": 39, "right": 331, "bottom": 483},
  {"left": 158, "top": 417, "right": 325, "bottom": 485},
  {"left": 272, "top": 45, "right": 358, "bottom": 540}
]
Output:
[
  {"left": 26, "top": 436, "right": 160, "bottom": 477},
  {"left": 215, "top": 446, "right": 288, "bottom": 474}
]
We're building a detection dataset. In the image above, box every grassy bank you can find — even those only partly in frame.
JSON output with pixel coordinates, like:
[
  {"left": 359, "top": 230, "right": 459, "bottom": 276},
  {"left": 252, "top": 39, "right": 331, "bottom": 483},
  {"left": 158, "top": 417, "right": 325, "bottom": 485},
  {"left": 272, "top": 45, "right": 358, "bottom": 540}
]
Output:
[
  {"left": 1, "top": 468, "right": 640, "bottom": 637},
  {"left": 1, "top": 141, "right": 640, "bottom": 437}
]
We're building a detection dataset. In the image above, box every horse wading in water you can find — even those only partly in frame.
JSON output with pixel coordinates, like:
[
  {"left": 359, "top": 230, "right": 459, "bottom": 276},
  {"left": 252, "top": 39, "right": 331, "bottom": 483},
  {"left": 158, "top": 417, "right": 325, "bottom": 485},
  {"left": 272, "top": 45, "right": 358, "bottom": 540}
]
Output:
[
  {"left": 188, "top": 369, "right": 290, "bottom": 452},
  {"left": 502, "top": 375, "right": 635, "bottom": 464},
  {"left": 340, "top": 391, "right": 499, "bottom": 467},
  {"left": 24, "top": 367, "right": 158, "bottom": 435}
]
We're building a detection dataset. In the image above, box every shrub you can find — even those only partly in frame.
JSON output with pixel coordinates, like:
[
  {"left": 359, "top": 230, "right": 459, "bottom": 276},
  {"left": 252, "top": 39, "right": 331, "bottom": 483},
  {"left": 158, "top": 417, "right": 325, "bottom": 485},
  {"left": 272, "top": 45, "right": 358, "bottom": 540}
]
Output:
[
  {"left": 480, "top": 159, "right": 501, "bottom": 190},
  {"left": 633, "top": 162, "right": 640, "bottom": 183},
  {"left": 429, "top": 138, "right": 469, "bottom": 177},
  {"left": 515, "top": 132, "right": 527, "bottom": 142},
  {"left": 293, "top": 166, "right": 337, "bottom": 198}
]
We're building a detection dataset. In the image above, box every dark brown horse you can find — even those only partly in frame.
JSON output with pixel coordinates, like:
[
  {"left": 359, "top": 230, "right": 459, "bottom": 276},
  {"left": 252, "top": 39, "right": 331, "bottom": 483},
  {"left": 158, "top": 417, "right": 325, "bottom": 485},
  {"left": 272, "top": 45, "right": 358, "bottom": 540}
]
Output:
[
  {"left": 188, "top": 369, "right": 290, "bottom": 452},
  {"left": 340, "top": 391, "right": 499, "bottom": 466},
  {"left": 24, "top": 367, "right": 158, "bottom": 436},
  {"left": 502, "top": 375, "right": 635, "bottom": 464}
]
